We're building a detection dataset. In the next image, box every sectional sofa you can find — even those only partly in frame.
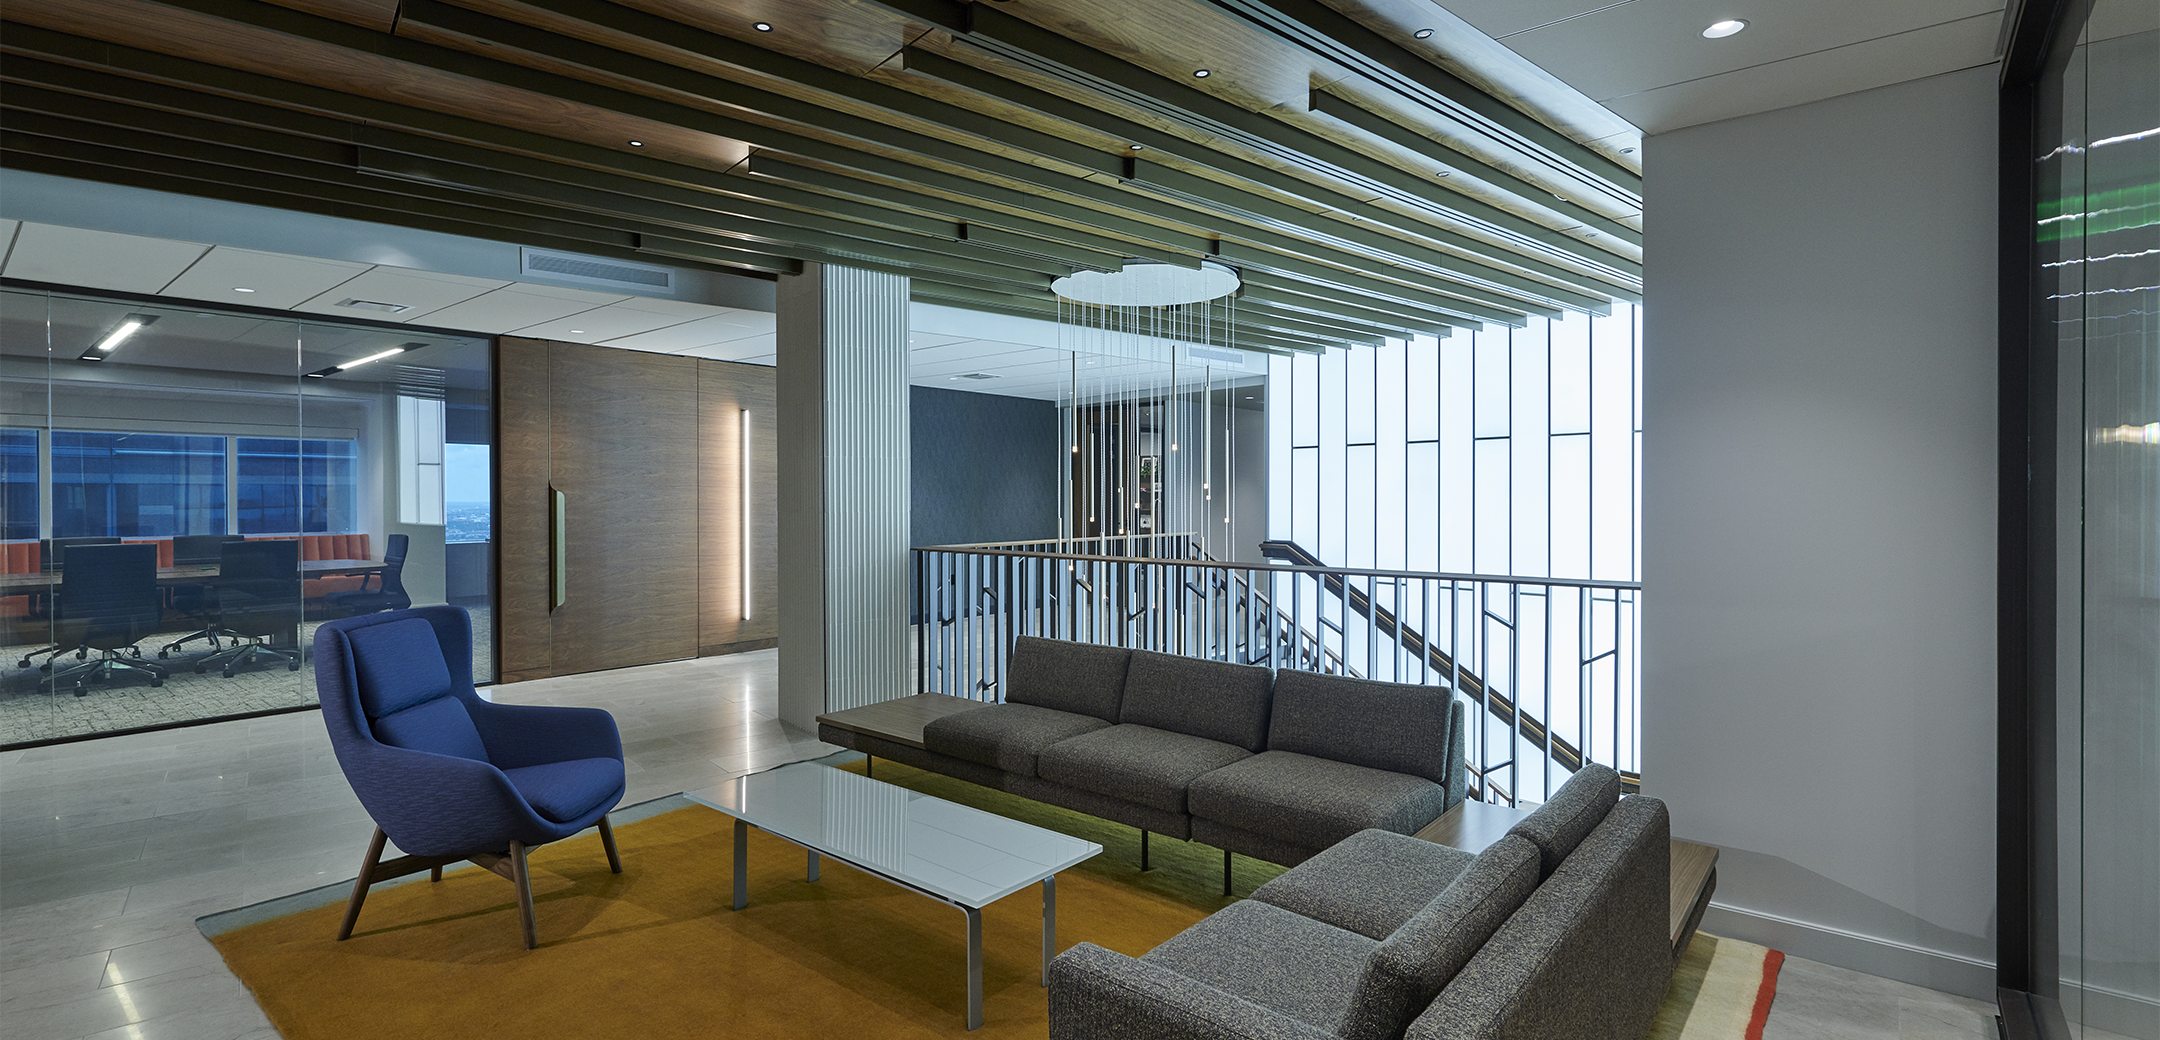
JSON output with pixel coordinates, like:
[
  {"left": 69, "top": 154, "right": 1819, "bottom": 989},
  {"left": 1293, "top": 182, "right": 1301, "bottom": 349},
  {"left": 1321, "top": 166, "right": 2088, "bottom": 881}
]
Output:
[
  {"left": 815, "top": 635, "right": 1469, "bottom": 877},
  {"left": 1049, "top": 764, "right": 1677, "bottom": 1040}
]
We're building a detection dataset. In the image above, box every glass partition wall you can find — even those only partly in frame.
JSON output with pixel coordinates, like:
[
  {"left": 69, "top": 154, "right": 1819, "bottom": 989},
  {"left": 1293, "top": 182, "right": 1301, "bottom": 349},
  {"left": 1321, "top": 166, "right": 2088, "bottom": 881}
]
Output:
[
  {"left": 0, "top": 286, "right": 494, "bottom": 748},
  {"left": 2037, "top": 0, "right": 2160, "bottom": 1035}
]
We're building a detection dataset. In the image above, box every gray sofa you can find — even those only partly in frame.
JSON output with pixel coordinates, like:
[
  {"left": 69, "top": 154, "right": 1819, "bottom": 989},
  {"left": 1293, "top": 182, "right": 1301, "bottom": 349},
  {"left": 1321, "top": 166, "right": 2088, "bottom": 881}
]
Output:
[
  {"left": 816, "top": 636, "right": 1468, "bottom": 872},
  {"left": 1048, "top": 764, "right": 1677, "bottom": 1040}
]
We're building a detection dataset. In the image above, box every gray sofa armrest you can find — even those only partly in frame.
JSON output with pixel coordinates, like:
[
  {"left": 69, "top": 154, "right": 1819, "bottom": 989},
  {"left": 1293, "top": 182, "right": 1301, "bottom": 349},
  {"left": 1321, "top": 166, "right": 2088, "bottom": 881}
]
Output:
[
  {"left": 1445, "top": 700, "right": 1468, "bottom": 811},
  {"left": 1049, "top": 943, "right": 1342, "bottom": 1040}
]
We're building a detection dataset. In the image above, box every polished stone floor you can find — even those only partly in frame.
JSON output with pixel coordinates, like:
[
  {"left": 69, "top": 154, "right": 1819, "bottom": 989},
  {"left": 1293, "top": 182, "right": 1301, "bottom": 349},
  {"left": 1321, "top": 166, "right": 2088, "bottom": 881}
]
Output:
[{"left": 0, "top": 648, "right": 2028, "bottom": 1039}]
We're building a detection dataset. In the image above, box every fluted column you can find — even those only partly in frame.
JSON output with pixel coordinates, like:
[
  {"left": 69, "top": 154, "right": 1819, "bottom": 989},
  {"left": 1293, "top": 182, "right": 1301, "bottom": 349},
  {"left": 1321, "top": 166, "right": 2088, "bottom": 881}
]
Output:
[{"left": 776, "top": 263, "right": 911, "bottom": 732}]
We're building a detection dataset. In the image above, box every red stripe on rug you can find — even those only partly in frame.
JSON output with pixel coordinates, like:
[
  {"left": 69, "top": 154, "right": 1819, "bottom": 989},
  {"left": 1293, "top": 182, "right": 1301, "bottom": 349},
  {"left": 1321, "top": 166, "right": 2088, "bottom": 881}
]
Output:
[{"left": 1743, "top": 949, "right": 1786, "bottom": 1040}]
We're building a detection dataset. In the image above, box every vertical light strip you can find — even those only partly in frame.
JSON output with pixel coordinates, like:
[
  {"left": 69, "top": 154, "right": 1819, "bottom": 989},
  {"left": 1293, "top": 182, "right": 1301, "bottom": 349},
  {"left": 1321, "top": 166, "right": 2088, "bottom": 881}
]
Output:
[{"left": 740, "top": 407, "right": 752, "bottom": 620}]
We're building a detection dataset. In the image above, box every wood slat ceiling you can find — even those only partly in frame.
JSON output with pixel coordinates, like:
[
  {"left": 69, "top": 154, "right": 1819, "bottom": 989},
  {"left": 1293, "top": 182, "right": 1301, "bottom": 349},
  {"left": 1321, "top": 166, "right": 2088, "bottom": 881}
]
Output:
[{"left": 0, "top": 0, "right": 1646, "bottom": 352}]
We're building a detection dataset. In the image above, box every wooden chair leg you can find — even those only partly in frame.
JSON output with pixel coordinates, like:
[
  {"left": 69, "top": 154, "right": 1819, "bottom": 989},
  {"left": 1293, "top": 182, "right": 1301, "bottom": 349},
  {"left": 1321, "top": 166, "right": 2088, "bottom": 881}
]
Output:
[
  {"left": 1140, "top": 829, "right": 1151, "bottom": 871},
  {"left": 509, "top": 840, "right": 537, "bottom": 950},
  {"left": 597, "top": 816, "right": 623, "bottom": 874},
  {"left": 430, "top": 865, "right": 442, "bottom": 882},
  {"left": 338, "top": 827, "right": 389, "bottom": 941},
  {"left": 1223, "top": 849, "right": 1233, "bottom": 897}
]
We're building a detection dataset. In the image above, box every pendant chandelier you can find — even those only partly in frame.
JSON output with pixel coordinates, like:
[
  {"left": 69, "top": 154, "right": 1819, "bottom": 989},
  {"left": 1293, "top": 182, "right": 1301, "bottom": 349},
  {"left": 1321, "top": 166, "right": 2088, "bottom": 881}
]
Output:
[{"left": 1053, "top": 261, "right": 1243, "bottom": 560}]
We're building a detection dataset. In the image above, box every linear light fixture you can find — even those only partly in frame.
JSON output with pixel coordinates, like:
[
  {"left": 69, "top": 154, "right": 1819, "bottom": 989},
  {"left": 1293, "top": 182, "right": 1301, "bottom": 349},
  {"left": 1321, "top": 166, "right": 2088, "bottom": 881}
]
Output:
[
  {"left": 81, "top": 313, "right": 158, "bottom": 360},
  {"left": 740, "top": 408, "right": 753, "bottom": 620},
  {"left": 306, "top": 342, "right": 424, "bottom": 378}
]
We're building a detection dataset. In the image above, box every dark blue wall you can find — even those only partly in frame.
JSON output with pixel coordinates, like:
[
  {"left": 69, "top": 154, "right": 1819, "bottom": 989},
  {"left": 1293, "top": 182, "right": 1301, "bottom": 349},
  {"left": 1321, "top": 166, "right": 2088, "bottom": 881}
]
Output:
[{"left": 911, "top": 385, "right": 1057, "bottom": 548}]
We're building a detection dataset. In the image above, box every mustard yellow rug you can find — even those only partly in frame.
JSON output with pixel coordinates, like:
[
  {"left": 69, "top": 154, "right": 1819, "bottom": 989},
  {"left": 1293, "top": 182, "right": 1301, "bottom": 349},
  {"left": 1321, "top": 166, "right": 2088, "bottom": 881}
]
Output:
[{"left": 203, "top": 760, "right": 1778, "bottom": 1039}]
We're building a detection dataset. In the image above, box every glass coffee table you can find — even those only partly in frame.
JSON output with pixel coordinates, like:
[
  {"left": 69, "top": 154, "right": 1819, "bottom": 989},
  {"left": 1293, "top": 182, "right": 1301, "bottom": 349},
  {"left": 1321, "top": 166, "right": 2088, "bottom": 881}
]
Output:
[{"left": 686, "top": 762, "right": 1102, "bottom": 1030}]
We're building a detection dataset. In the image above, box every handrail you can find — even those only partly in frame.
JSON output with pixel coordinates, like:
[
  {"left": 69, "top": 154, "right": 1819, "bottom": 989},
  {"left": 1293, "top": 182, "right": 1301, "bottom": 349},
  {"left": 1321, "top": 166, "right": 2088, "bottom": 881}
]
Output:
[{"left": 914, "top": 543, "right": 1643, "bottom": 592}]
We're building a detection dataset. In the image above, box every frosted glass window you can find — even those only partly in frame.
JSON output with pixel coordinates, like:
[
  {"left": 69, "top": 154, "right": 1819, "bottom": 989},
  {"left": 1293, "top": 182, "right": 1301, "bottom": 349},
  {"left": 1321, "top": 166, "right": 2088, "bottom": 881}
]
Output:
[{"left": 397, "top": 395, "right": 446, "bottom": 526}]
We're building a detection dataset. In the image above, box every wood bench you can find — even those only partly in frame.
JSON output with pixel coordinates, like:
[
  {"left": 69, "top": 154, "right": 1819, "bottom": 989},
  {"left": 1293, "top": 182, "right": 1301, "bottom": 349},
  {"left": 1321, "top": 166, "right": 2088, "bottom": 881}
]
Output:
[{"left": 1415, "top": 799, "right": 1718, "bottom": 960}]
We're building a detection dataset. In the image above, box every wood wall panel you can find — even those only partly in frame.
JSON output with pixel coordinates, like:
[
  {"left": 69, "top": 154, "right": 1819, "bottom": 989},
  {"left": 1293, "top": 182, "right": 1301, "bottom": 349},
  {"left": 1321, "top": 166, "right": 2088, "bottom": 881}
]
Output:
[
  {"left": 547, "top": 342, "right": 700, "bottom": 674},
  {"left": 698, "top": 359, "right": 779, "bottom": 655},
  {"left": 496, "top": 336, "right": 554, "bottom": 682}
]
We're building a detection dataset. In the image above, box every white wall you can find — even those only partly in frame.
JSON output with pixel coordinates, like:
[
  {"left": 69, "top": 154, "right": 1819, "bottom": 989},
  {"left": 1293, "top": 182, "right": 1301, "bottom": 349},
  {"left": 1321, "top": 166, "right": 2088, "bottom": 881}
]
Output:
[{"left": 1641, "top": 65, "right": 2001, "bottom": 998}]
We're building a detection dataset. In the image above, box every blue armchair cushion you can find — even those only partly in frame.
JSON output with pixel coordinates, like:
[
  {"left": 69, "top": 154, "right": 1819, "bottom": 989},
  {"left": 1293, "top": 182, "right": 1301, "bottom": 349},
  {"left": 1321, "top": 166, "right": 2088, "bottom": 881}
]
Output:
[
  {"left": 505, "top": 758, "right": 627, "bottom": 823},
  {"left": 371, "top": 695, "right": 489, "bottom": 762},
  {"left": 349, "top": 618, "right": 456, "bottom": 718}
]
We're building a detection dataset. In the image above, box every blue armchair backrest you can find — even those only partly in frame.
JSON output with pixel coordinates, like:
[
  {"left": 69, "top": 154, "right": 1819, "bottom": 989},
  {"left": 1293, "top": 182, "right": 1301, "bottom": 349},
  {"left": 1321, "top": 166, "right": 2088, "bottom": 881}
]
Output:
[
  {"left": 347, "top": 617, "right": 489, "bottom": 762},
  {"left": 316, "top": 605, "right": 487, "bottom": 764}
]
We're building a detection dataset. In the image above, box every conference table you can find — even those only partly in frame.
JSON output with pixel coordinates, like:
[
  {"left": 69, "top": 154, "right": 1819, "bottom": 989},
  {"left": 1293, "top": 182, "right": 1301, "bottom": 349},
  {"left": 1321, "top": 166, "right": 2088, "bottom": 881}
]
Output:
[{"left": 0, "top": 558, "right": 382, "bottom": 592}]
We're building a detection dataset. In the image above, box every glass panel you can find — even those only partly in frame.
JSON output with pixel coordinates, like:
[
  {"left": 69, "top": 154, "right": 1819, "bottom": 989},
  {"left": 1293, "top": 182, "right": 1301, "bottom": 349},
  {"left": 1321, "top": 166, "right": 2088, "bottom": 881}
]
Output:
[
  {"left": 2046, "top": 2, "right": 2160, "bottom": 1034},
  {"left": 1, "top": 288, "right": 496, "bottom": 749}
]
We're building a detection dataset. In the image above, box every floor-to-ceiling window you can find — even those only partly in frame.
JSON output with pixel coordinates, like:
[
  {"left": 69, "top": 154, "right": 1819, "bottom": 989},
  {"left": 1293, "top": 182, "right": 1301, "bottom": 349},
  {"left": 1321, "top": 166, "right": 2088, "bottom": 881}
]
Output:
[
  {"left": 2037, "top": 1, "right": 2159, "bottom": 1034},
  {"left": 0, "top": 287, "right": 496, "bottom": 747}
]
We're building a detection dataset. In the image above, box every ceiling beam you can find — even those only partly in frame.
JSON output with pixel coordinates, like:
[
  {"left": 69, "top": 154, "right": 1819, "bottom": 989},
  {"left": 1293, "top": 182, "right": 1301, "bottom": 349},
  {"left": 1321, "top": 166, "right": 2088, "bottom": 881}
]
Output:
[
  {"left": 1197, "top": 0, "right": 1642, "bottom": 202},
  {"left": 945, "top": 3, "right": 1641, "bottom": 277},
  {"left": 900, "top": 45, "right": 1637, "bottom": 290}
]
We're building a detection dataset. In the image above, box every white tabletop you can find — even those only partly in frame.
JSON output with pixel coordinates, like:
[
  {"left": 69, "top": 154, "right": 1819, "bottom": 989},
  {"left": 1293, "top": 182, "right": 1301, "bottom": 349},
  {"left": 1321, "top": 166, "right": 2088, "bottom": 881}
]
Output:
[{"left": 686, "top": 762, "right": 1102, "bottom": 908}]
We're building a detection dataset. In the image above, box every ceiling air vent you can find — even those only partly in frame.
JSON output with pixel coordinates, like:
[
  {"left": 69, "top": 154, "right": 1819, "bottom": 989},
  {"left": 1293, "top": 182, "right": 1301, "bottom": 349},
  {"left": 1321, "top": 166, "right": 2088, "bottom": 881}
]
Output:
[
  {"left": 336, "top": 299, "right": 412, "bottom": 314},
  {"left": 520, "top": 247, "right": 675, "bottom": 291}
]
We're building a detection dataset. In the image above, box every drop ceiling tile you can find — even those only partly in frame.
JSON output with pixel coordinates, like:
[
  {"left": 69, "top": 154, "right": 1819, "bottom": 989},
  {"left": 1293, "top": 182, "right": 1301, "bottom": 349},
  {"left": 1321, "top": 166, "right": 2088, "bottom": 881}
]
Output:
[
  {"left": 1499, "top": 0, "right": 2000, "bottom": 106},
  {"left": 602, "top": 315, "right": 766, "bottom": 353},
  {"left": 4, "top": 223, "right": 211, "bottom": 295},
  {"left": 1608, "top": 15, "right": 2002, "bottom": 133},
  {"left": 676, "top": 334, "right": 776, "bottom": 361},
  {"left": 906, "top": 332, "right": 972, "bottom": 349},
  {"left": 1437, "top": 0, "right": 1637, "bottom": 41},
  {"left": 409, "top": 285, "right": 629, "bottom": 334},
  {"left": 293, "top": 267, "right": 510, "bottom": 322},
  {"left": 160, "top": 246, "right": 373, "bottom": 310},
  {"left": 511, "top": 301, "right": 703, "bottom": 343}
]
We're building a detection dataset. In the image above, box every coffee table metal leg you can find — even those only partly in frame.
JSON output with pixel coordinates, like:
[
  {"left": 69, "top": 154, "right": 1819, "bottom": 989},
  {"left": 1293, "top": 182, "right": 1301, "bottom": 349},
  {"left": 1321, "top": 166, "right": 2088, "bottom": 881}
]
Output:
[
  {"left": 732, "top": 818, "right": 749, "bottom": 910},
  {"left": 1041, "top": 874, "right": 1056, "bottom": 987},
  {"left": 807, "top": 850, "right": 820, "bottom": 882},
  {"left": 965, "top": 905, "right": 984, "bottom": 1030}
]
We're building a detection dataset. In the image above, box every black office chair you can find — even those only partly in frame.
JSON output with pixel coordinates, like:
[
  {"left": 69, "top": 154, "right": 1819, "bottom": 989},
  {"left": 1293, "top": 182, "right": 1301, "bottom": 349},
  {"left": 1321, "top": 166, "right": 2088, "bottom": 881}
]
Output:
[
  {"left": 324, "top": 533, "right": 411, "bottom": 617},
  {"left": 44, "top": 542, "right": 167, "bottom": 694},
  {"left": 17, "top": 536, "right": 123, "bottom": 670},
  {"left": 160, "top": 534, "right": 247, "bottom": 657},
  {"left": 194, "top": 539, "right": 304, "bottom": 677}
]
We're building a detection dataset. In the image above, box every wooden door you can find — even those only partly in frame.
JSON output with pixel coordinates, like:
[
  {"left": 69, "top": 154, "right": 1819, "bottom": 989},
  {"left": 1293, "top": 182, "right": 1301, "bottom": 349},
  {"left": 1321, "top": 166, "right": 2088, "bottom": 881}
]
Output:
[{"left": 498, "top": 338, "right": 700, "bottom": 680}]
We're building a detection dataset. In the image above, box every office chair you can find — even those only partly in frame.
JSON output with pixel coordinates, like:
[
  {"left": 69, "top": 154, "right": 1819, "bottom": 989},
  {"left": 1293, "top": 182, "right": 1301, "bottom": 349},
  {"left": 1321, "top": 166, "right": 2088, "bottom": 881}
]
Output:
[
  {"left": 17, "top": 536, "right": 122, "bottom": 670},
  {"left": 194, "top": 539, "right": 303, "bottom": 677},
  {"left": 44, "top": 542, "right": 167, "bottom": 694},
  {"left": 160, "top": 534, "right": 248, "bottom": 657},
  {"left": 324, "top": 533, "right": 411, "bottom": 617},
  {"left": 315, "top": 606, "right": 625, "bottom": 949}
]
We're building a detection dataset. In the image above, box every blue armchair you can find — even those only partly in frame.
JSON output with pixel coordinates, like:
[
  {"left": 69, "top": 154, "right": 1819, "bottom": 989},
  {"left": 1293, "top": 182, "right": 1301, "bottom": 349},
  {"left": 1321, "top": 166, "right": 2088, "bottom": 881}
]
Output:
[{"left": 314, "top": 605, "right": 626, "bottom": 949}]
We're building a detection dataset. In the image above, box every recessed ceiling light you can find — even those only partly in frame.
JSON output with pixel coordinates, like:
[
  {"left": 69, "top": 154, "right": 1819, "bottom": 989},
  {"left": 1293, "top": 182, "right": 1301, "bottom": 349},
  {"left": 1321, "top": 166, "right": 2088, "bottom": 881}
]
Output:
[
  {"left": 1621, "top": 146, "right": 1637, "bottom": 154},
  {"left": 1435, "top": 170, "right": 1451, "bottom": 178},
  {"left": 628, "top": 140, "right": 643, "bottom": 147},
  {"left": 1702, "top": 19, "right": 1746, "bottom": 38},
  {"left": 753, "top": 21, "right": 772, "bottom": 31},
  {"left": 1129, "top": 144, "right": 1144, "bottom": 151},
  {"left": 1413, "top": 28, "right": 1433, "bottom": 39},
  {"left": 569, "top": 329, "right": 587, "bottom": 335},
  {"left": 1192, "top": 69, "right": 1211, "bottom": 78},
  {"left": 232, "top": 287, "right": 257, "bottom": 293}
]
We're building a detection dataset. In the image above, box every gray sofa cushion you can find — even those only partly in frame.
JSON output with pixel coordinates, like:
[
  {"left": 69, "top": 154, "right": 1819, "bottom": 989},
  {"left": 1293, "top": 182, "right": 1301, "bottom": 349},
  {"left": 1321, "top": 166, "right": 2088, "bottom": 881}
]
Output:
[
  {"left": 1118, "top": 650, "right": 1274, "bottom": 751},
  {"left": 922, "top": 702, "right": 1111, "bottom": 777},
  {"left": 1142, "top": 899, "right": 1381, "bottom": 1037},
  {"left": 1008, "top": 636, "right": 1133, "bottom": 722},
  {"left": 1049, "top": 942, "right": 1341, "bottom": 1040},
  {"left": 1251, "top": 828, "right": 1477, "bottom": 940},
  {"left": 1506, "top": 763, "right": 1622, "bottom": 879},
  {"left": 1356, "top": 836, "right": 1541, "bottom": 1015},
  {"left": 1267, "top": 670, "right": 1455, "bottom": 784},
  {"left": 1037, "top": 724, "right": 1252, "bottom": 815},
  {"left": 1187, "top": 751, "right": 1448, "bottom": 851},
  {"left": 1410, "top": 796, "right": 1671, "bottom": 1040}
]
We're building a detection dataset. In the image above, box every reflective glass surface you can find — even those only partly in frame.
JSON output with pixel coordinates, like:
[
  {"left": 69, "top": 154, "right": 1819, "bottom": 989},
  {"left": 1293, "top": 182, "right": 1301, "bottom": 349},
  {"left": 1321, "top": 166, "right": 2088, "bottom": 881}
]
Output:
[{"left": 687, "top": 762, "right": 1102, "bottom": 908}]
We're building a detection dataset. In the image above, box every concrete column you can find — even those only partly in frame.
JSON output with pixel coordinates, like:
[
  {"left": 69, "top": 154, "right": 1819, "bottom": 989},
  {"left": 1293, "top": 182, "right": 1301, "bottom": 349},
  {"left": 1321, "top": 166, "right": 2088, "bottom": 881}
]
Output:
[{"left": 776, "top": 263, "right": 912, "bottom": 732}]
